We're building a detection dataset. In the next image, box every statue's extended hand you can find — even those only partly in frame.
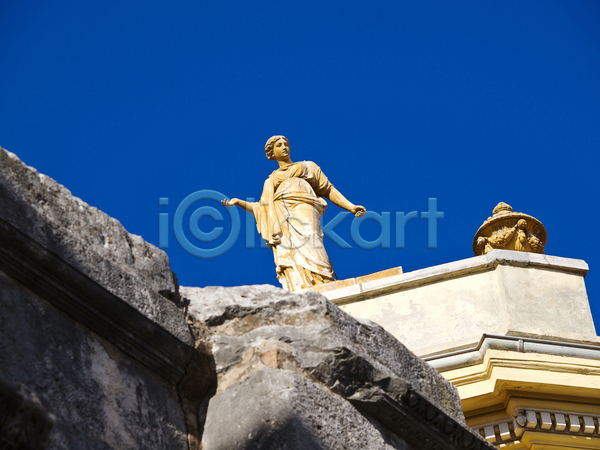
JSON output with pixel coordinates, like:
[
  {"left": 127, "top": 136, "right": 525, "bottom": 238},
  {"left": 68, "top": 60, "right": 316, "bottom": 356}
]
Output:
[
  {"left": 352, "top": 205, "right": 366, "bottom": 217},
  {"left": 221, "top": 198, "right": 238, "bottom": 207}
]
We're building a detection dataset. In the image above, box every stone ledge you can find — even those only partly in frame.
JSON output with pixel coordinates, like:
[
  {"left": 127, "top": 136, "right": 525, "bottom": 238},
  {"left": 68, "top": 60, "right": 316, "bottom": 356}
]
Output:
[
  {"left": 310, "top": 266, "right": 404, "bottom": 293},
  {"left": 474, "top": 407, "right": 600, "bottom": 446},
  {"left": 0, "top": 147, "right": 190, "bottom": 343},
  {"left": 182, "top": 284, "right": 495, "bottom": 449},
  {"left": 353, "top": 388, "right": 495, "bottom": 450},
  {"left": 423, "top": 333, "right": 600, "bottom": 372},
  {"left": 315, "top": 250, "right": 589, "bottom": 305},
  {"left": 0, "top": 217, "right": 193, "bottom": 384}
]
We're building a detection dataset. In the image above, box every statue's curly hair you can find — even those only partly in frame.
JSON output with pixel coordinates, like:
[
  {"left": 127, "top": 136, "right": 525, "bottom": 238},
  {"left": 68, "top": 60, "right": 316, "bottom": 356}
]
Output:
[{"left": 264, "top": 135, "right": 289, "bottom": 160}]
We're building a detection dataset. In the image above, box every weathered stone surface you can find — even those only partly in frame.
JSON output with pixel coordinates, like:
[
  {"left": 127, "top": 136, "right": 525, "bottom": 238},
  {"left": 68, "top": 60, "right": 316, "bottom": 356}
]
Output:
[
  {"left": 0, "top": 146, "right": 190, "bottom": 344},
  {"left": 0, "top": 216, "right": 192, "bottom": 384},
  {"left": 202, "top": 366, "right": 411, "bottom": 450},
  {"left": 181, "top": 284, "right": 488, "bottom": 449},
  {"left": 0, "top": 269, "right": 189, "bottom": 449},
  {"left": 0, "top": 377, "right": 55, "bottom": 449},
  {"left": 182, "top": 284, "right": 463, "bottom": 422},
  {"left": 328, "top": 251, "right": 595, "bottom": 356}
]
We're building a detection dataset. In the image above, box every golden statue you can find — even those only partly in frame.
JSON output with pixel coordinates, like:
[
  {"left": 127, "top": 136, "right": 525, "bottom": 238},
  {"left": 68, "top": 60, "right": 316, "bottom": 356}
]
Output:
[
  {"left": 473, "top": 202, "right": 547, "bottom": 256},
  {"left": 222, "top": 135, "right": 365, "bottom": 291}
]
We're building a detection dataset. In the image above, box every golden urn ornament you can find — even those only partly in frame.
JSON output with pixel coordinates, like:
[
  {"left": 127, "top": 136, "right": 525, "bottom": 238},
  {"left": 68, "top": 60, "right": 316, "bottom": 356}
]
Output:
[{"left": 473, "top": 202, "right": 547, "bottom": 256}]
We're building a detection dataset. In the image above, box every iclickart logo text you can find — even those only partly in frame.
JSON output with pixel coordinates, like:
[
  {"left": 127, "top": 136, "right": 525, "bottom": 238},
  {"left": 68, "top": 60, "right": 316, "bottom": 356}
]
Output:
[{"left": 158, "top": 190, "right": 444, "bottom": 259}]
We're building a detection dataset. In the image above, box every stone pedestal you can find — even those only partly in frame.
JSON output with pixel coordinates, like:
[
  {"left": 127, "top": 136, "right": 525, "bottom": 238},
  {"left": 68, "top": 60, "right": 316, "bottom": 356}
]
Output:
[{"left": 313, "top": 250, "right": 594, "bottom": 356}]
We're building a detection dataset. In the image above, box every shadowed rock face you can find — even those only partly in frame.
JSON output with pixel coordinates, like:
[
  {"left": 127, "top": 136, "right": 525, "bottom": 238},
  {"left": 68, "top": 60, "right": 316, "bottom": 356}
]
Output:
[
  {"left": 181, "top": 285, "right": 484, "bottom": 450},
  {"left": 1, "top": 146, "right": 194, "bottom": 448},
  {"left": 0, "top": 270, "right": 189, "bottom": 450},
  {"left": 200, "top": 366, "right": 412, "bottom": 450},
  {"left": 0, "top": 146, "right": 190, "bottom": 343}
]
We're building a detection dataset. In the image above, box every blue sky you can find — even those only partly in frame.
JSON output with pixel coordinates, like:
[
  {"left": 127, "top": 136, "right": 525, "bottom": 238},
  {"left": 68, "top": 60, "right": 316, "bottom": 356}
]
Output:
[{"left": 2, "top": 1, "right": 599, "bottom": 329}]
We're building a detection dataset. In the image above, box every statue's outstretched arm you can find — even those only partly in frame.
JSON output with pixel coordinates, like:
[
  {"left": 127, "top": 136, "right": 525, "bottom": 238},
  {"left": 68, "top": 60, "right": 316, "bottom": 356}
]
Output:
[
  {"left": 222, "top": 198, "right": 255, "bottom": 215},
  {"left": 326, "top": 187, "right": 366, "bottom": 217}
]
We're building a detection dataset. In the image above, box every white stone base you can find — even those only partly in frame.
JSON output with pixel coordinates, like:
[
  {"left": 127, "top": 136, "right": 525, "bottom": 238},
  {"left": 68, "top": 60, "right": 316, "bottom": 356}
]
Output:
[{"left": 316, "top": 250, "right": 596, "bottom": 356}]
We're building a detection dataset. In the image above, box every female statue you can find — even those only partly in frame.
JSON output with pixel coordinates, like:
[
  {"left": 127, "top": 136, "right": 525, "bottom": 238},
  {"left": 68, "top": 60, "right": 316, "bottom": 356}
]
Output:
[{"left": 222, "top": 135, "right": 365, "bottom": 291}]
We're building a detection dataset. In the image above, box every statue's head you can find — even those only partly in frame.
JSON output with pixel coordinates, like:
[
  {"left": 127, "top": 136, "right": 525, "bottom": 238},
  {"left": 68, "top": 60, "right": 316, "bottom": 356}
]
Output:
[{"left": 265, "top": 135, "right": 289, "bottom": 160}]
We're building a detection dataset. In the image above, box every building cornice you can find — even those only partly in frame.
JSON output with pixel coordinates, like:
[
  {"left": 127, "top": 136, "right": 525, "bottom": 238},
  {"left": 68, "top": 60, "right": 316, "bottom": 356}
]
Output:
[
  {"left": 475, "top": 407, "right": 600, "bottom": 447},
  {"left": 424, "top": 334, "right": 600, "bottom": 373},
  {"left": 316, "top": 250, "right": 589, "bottom": 305}
]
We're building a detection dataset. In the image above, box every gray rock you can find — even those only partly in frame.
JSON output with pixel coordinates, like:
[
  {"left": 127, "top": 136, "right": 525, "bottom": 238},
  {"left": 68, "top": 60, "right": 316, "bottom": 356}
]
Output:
[
  {"left": 181, "top": 285, "right": 492, "bottom": 450},
  {"left": 0, "top": 146, "right": 190, "bottom": 344},
  {"left": 202, "top": 366, "right": 412, "bottom": 450},
  {"left": 0, "top": 377, "right": 55, "bottom": 449},
  {"left": 0, "top": 269, "right": 188, "bottom": 450},
  {"left": 182, "top": 284, "right": 464, "bottom": 423}
]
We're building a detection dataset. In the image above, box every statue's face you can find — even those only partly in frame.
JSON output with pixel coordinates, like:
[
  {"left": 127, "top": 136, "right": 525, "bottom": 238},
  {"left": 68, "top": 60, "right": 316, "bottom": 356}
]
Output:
[{"left": 272, "top": 138, "right": 290, "bottom": 160}]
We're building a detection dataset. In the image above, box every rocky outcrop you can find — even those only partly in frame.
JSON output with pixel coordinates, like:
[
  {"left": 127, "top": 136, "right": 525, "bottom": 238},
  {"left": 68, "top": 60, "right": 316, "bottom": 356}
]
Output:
[
  {"left": 0, "top": 270, "right": 189, "bottom": 449},
  {"left": 0, "top": 147, "right": 189, "bottom": 343},
  {"left": 0, "top": 147, "right": 194, "bottom": 448},
  {"left": 0, "top": 377, "right": 55, "bottom": 449},
  {"left": 181, "top": 285, "right": 494, "bottom": 450}
]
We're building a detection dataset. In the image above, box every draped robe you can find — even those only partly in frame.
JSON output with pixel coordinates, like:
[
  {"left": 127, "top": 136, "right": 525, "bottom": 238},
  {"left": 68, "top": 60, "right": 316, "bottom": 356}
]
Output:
[{"left": 252, "top": 161, "right": 335, "bottom": 291}]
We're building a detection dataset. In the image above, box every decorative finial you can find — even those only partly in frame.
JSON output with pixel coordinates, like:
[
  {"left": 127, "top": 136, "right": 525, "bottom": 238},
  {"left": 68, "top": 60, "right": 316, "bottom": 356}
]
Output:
[
  {"left": 473, "top": 203, "right": 547, "bottom": 256},
  {"left": 492, "top": 202, "right": 513, "bottom": 216}
]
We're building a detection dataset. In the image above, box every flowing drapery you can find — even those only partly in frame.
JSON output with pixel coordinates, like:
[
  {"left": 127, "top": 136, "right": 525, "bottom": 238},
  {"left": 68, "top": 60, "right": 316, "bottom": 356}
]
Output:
[{"left": 252, "top": 161, "right": 335, "bottom": 291}]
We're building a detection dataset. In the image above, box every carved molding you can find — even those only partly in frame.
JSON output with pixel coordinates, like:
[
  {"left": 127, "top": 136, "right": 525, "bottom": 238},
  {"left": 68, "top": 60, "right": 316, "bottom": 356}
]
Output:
[
  {"left": 0, "top": 218, "right": 192, "bottom": 384},
  {"left": 474, "top": 408, "right": 600, "bottom": 445},
  {"left": 351, "top": 388, "right": 496, "bottom": 450}
]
